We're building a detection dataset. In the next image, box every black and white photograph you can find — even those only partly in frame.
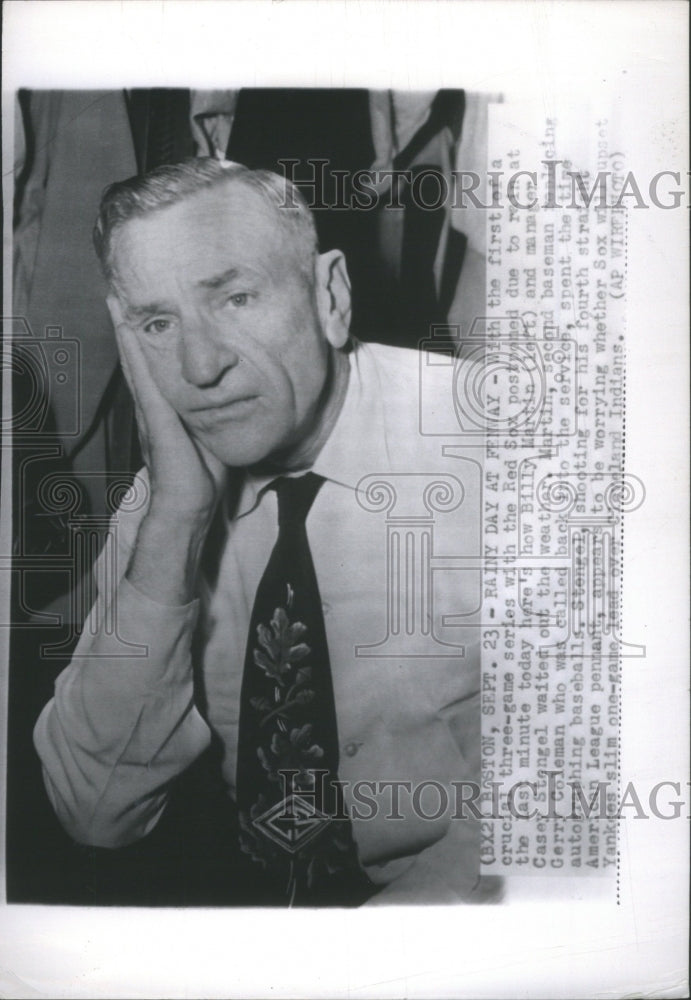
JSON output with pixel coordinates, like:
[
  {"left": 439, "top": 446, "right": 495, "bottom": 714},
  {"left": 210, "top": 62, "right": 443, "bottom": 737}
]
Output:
[
  {"left": 1, "top": 1, "right": 688, "bottom": 997},
  {"left": 7, "top": 85, "right": 490, "bottom": 909}
]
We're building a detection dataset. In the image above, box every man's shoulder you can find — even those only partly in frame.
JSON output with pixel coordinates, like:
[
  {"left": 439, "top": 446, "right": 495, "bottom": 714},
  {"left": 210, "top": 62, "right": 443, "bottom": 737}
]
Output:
[
  {"left": 350, "top": 340, "right": 462, "bottom": 470},
  {"left": 354, "top": 341, "right": 423, "bottom": 408},
  {"left": 355, "top": 340, "right": 455, "bottom": 421},
  {"left": 356, "top": 340, "right": 422, "bottom": 378}
]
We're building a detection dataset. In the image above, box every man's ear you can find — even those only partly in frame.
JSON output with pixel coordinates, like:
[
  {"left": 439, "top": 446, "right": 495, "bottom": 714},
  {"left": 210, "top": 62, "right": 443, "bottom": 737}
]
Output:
[{"left": 315, "top": 249, "right": 352, "bottom": 348}]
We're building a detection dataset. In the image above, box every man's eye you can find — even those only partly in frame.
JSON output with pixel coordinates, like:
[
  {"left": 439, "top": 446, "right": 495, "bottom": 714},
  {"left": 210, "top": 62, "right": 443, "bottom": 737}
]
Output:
[
  {"left": 228, "top": 293, "right": 249, "bottom": 307},
  {"left": 143, "top": 318, "right": 172, "bottom": 335}
]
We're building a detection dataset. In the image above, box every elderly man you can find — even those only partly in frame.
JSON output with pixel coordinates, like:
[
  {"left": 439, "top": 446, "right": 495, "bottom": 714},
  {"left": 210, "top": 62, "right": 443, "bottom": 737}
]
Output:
[{"left": 34, "top": 157, "right": 486, "bottom": 906}]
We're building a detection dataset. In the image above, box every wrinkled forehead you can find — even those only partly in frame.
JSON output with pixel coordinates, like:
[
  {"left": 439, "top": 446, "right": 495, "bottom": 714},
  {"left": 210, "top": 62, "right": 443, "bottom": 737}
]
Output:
[{"left": 109, "top": 180, "right": 301, "bottom": 290}]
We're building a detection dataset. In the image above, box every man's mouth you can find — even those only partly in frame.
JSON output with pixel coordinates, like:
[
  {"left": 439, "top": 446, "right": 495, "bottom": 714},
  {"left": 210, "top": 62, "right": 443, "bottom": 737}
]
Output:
[
  {"left": 188, "top": 395, "right": 259, "bottom": 425},
  {"left": 190, "top": 394, "right": 258, "bottom": 412}
]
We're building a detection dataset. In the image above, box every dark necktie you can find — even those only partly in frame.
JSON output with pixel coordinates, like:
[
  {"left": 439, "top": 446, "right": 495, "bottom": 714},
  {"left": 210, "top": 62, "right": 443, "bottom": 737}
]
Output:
[{"left": 236, "top": 474, "right": 375, "bottom": 906}]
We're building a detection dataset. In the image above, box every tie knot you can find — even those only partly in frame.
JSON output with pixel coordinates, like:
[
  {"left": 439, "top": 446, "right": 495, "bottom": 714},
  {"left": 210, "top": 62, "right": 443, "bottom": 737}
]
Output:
[{"left": 273, "top": 473, "right": 325, "bottom": 527}]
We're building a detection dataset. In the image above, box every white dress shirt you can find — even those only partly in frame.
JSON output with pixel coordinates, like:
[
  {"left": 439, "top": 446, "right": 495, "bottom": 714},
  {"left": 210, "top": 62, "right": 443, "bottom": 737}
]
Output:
[{"left": 34, "top": 341, "right": 487, "bottom": 904}]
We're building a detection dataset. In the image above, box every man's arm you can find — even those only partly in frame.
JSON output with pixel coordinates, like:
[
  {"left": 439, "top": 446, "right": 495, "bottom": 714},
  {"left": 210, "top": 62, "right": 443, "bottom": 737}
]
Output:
[
  {"left": 33, "top": 299, "right": 227, "bottom": 847},
  {"left": 33, "top": 525, "right": 212, "bottom": 847}
]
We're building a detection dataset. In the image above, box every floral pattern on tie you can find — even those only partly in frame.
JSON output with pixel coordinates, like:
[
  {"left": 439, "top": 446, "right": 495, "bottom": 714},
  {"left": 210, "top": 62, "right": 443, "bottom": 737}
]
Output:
[{"left": 238, "top": 584, "right": 356, "bottom": 903}]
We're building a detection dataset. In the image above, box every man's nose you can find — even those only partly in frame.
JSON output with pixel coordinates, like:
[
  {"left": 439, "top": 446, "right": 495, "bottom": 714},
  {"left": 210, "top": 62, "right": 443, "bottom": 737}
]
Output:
[{"left": 179, "top": 319, "right": 239, "bottom": 387}]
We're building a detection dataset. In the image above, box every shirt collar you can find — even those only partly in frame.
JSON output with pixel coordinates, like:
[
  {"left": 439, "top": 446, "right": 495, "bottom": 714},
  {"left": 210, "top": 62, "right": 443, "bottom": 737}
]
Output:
[{"left": 231, "top": 341, "right": 393, "bottom": 519}]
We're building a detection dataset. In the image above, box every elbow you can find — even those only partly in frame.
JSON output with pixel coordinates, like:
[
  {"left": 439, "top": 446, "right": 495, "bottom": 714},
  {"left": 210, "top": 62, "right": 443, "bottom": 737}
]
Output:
[
  {"left": 33, "top": 700, "right": 170, "bottom": 849},
  {"left": 39, "top": 762, "right": 168, "bottom": 850}
]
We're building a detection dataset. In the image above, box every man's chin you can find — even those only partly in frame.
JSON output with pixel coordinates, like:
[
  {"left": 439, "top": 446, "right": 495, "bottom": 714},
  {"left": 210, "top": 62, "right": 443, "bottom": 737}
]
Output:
[{"left": 193, "top": 428, "right": 279, "bottom": 470}]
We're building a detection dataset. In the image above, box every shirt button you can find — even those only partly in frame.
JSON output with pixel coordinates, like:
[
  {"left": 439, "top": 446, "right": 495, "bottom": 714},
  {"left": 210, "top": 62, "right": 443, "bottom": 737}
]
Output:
[{"left": 344, "top": 741, "right": 360, "bottom": 758}]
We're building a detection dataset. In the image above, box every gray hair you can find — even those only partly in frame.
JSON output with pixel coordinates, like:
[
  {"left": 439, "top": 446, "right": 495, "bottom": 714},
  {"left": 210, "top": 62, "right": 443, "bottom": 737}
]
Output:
[{"left": 93, "top": 157, "right": 319, "bottom": 286}]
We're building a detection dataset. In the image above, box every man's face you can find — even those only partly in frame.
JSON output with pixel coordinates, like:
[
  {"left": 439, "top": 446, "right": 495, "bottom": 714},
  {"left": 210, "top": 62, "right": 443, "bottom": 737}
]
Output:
[{"left": 110, "top": 181, "right": 335, "bottom": 467}]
